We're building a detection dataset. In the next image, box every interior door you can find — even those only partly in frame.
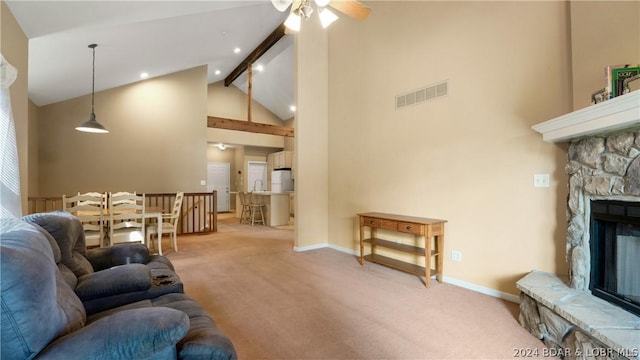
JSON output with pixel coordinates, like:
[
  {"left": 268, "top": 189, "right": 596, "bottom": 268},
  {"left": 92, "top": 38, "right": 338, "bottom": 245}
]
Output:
[
  {"left": 247, "top": 161, "right": 267, "bottom": 192},
  {"left": 207, "top": 162, "right": 230, "bottom": 212}
]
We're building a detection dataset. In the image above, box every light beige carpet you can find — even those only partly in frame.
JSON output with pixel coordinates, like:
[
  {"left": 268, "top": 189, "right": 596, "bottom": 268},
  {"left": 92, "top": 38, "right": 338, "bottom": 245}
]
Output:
[{"left": 164, "top": 219, "right": 549, "bottom": 359}]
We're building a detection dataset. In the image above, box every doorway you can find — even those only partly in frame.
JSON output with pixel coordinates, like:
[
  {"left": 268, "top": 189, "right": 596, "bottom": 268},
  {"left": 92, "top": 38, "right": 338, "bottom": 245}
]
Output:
[
  {"left": 207, "top": 162, "right": 230, "bottom": 212},
  {"left": 247, "top": 161, "right": 267, "bottom": 192}
]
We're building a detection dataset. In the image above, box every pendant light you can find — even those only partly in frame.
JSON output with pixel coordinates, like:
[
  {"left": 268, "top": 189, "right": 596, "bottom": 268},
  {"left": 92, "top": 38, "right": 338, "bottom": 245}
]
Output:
[{"left": 75, "top": 44, "right": 109, "bottom": 133}]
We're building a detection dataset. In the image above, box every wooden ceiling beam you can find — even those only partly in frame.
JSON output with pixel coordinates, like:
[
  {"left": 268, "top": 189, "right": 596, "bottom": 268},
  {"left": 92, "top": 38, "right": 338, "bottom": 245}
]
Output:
[
  {"left": 208, "top": 116, "right": 294, "bottom": 137},
  {"left": 224, "top": 22, "right": 286, "bottom": 87}
]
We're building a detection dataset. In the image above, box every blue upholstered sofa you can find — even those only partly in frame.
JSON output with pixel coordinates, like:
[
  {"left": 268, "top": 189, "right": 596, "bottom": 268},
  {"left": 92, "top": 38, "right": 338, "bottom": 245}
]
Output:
[
  {"left": 22, "top": 211, "right": 185, "bottom": 315},
  {"left": 1, "top": 213, "right": 237, "bottom": 360}
]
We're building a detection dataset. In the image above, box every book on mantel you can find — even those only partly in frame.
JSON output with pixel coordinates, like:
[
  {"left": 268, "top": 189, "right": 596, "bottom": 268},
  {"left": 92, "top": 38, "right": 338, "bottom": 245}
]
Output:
[{"left": 607, "top": 64, "right": 640, "bottom": 98}]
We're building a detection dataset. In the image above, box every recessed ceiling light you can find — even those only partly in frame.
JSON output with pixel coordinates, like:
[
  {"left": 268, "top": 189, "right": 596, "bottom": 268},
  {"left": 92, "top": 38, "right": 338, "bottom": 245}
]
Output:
[
  {"left": 290, "top": 105, "right": 296, "bottom": 112},
  {"left": 233, "top": 47, "right": 241, "bottom": 54},
  {"left": 255, "top": 64, "right": 264, "bottom": 72},
  {"left": 214, "top": 70, "right": 221, "bottom": 75},
  {"left": 140, "top": 72, "right": 149, "bottom": 79}
]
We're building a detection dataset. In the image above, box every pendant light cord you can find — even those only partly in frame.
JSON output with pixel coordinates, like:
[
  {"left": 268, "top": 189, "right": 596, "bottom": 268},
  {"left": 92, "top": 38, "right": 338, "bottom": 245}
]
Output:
[{"left": 89, "top": 44, "right": 97, "bottom": 114}]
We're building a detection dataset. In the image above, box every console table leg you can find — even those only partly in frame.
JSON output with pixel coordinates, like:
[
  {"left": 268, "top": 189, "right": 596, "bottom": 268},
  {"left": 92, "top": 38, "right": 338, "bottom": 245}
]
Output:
[
  {"left": 359, "top": 225, "right": 364, "bottom": 265},
  {"left": 424, "top": 235, "right": 431, "bottom": 288},
  {"left": 436, "top": 234, "right": 444, "bottom": 283}
]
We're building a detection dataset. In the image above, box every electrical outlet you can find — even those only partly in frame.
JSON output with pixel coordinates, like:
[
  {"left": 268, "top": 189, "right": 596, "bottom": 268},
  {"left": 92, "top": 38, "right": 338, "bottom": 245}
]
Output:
[
  {"left": 451, "top": 250, "right": 462, "bottom": 262},
  {"left": 533, "top": 174, "right": 550, "bottom": 187}
]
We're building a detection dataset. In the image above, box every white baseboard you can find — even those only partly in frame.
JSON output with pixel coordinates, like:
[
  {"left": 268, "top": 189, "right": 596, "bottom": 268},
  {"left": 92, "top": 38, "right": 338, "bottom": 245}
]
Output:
[
  {"left": 293, "top": 243, "right": 329, "bottom": 252},
  {"left": 441, "top": 276, "right": 520, "bottom": 304},
  {"left": 328, "top": 243, "right": 359, "bottom": 255},
  {"left": 293, "top": 243, "right": 520, "bottom": 304}
]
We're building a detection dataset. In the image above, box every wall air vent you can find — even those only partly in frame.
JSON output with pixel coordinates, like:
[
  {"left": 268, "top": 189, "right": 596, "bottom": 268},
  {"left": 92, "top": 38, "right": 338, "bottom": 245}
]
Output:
[{"left": 395, "top": 80, "right": 448, "bottom": 110}]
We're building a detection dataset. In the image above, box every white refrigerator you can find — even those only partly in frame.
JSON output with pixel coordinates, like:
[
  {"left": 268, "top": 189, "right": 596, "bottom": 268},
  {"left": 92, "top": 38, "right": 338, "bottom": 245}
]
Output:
[{"left": 271, "top": 170, "right": 293, "bottom": 193}]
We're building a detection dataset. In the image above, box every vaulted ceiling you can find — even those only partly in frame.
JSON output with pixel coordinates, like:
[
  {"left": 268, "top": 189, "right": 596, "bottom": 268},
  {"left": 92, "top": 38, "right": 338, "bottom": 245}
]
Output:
[{"left": 5, "top": 1, "right": 295, "bottom": 121}]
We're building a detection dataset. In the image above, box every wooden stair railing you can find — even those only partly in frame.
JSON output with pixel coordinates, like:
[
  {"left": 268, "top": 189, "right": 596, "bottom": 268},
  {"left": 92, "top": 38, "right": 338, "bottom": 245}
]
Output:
[{"left": 28, "top": 191, "right": 217, "bottom": 235}]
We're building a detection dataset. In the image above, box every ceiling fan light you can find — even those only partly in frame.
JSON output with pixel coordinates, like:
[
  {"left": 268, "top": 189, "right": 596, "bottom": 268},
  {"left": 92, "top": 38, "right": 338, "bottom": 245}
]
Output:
[
  {"left": 284, "top": 12, "right": 301, "bottom": 32},
  {"left": 272, "top": 0, "right": 293, "bottom": 12},
  {"left": 76, "top": 113, "right": 109, "bottom": 133},
  {"left": 300, "top": 4, "right": 314, "bottom": 19},
  {"left": 314, "top": 0, "right": 331, "bottom": 7},
  {"left": 319, "top": 8, "right": 338, "bottom": 28}
]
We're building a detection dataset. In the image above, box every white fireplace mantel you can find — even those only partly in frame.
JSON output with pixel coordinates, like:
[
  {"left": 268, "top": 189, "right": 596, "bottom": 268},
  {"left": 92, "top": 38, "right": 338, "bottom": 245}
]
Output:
[{"left": 532, "top": 90, "right": 640, "bottom": 143}]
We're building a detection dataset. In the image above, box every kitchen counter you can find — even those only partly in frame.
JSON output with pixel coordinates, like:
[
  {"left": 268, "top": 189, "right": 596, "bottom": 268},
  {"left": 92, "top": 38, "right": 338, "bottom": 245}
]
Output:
[{"left": 235, "top": 192, "right": 291, "bottom": 227}]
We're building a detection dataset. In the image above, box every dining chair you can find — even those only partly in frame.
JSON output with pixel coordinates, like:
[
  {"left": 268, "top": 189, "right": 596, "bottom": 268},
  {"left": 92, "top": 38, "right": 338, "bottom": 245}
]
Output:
[
  {"left": 110, "top": 191, "right": 137, "bottom": 206},
  {"left": 146, "top": 192, "right": 184, "bottom": 255},
  {"left": 62, "top": 193, "right": 106, "bottom": 247},
  {"left": 108, "top": 192, "right": 145, "bottom": 246},
  {"left": 77, "top": 191, "right": 107, "bottom": 208}
]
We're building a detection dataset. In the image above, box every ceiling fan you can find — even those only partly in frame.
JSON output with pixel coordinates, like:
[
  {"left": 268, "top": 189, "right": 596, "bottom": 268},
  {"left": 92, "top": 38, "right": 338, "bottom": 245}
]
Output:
[{"left": 271, "top": 0, "right": 371, "bottom": 32}]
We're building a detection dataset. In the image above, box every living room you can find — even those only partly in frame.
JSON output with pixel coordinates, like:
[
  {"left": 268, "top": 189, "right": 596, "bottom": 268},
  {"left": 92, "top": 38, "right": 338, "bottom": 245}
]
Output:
[{"left": 2, "top": 0, "right": 639, "bottom": 358}]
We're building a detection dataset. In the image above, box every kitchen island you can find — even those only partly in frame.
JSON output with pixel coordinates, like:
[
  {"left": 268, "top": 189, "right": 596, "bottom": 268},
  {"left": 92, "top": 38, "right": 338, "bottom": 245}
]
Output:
[{"left": 235, "top": 192, "right": 291, "bottom": 227}]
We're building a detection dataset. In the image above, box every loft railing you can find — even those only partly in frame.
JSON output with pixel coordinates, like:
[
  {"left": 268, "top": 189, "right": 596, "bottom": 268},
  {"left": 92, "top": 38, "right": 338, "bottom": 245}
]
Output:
[
  {"left": 27, "top": 191, "right": 217, "bottom": 235},
  {"left": 146, "top": 192, "right": 217, "bottom": 234}
]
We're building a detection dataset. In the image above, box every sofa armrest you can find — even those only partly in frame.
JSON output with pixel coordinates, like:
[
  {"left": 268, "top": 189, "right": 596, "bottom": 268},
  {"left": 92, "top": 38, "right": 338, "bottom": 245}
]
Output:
[
  {"left": 75, "top": 263, "right": 152, "bottom": 301},
  {"left": 85, "top": 243, "right": 150, "bottom": 271},
  {"left": 36, "top": 308, "right": 189, "bottom": 359}
]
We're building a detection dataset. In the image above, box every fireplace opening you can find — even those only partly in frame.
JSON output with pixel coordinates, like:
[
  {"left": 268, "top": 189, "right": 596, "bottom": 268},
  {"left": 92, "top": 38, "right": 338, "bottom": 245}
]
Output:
[{"left": 590, "top": 200, "right": 640, "bottom": 316}]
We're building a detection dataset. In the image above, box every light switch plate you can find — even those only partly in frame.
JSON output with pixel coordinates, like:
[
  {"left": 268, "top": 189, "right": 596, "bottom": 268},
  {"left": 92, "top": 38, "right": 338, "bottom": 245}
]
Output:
[{"left": 200, "top": 180, "right": 206, "bottom": 186}]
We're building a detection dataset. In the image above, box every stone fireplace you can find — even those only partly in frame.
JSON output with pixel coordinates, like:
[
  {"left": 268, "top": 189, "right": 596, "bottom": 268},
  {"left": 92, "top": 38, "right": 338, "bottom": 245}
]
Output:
[
  {"left": 565, "top": 133, "right": 640, "bottom": 295},
  {"left": 517, "top": 91, "right": 640, "bottom": 360}
]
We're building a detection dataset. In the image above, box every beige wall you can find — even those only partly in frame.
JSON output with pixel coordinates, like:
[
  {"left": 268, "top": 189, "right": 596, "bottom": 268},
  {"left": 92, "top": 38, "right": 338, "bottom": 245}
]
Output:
[
  {"left": 28, "top": 100, "right": 39, "bottom": 196},
  {"left": 207, "top": 80, "right": 284, "bottom": 125},
  {"left": 326, "top": 1, "right": 573, "bottom": 295},
  {"left": 1, "top": 1, "right": 29, "bottom": 212},
  {"left": 294, "top": 14, "right": 329, "bottom": 249},
  {"left": 37, "top": 66, "right": 208, "bottom": 196},
  {"left": 570, "top": 1, "right": 640, "bottom": 109}
]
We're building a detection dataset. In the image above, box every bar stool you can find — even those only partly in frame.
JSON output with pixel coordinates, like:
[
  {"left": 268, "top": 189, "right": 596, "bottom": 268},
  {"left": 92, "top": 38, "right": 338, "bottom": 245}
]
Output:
[
  {"left": 249, "top": 192, "right": 265, "bottom": 226},
  {"left": 239, "top": 192, "right": 252, "bottom": 224}
]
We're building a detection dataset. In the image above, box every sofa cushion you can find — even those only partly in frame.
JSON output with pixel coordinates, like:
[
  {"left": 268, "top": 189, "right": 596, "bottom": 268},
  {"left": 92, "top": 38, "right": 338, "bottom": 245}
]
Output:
[
  {"left": 74, "top": 263, "right": 152, "bottom": 301},
  {"left": 152, "top": 294, "right": 238, "bottom": 360},
  {"left": 0, "top": 219, "right": 85, "bottom": 359},
  {"left": 82, "top": 268, "right": 184, "bottom": 316},
  {"left": 25, "top": 218, "right": 79, "bottom": 289},
  {"left": 88, "top": 293, "right": 238, "bottom": 360},
  {"left": 85, "top": 243, "right": 151, "bottom": 271},
  {"left": 23, "top": 211, "right": 94, "bottom": 277},
  {"left": 37, "top": 307, "right": 189, "bottom": 359}
]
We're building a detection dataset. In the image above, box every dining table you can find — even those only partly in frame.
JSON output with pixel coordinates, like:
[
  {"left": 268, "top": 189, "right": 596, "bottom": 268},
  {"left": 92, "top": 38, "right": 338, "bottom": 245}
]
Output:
[{"left": 77, "top": 206, "right": 164, "bottom": 253}]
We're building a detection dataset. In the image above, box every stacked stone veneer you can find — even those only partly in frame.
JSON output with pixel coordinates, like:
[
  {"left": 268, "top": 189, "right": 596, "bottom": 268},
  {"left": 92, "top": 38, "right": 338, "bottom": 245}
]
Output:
[
  {"left": 518, "top": 128, "right": 640, "bottom": 360},
  {"left": 566, "top": 128, "right": 640, "bottom": 290}
]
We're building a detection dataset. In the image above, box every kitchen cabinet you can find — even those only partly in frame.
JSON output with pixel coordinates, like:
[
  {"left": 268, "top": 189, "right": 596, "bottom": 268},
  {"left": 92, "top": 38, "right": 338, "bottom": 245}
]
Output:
[
  {"left": 271, "top": 151, "right": 292, "bottom": 169},
  {"left": 267, "top": 154, "right": 274, "bottom": 181}
]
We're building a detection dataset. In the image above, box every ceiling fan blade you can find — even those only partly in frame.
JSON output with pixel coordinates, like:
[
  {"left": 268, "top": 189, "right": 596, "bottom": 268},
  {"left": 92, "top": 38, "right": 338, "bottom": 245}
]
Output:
[
  {"left": 328, "top": 0, "right": 371, "bottom": 21},
  {"left": 272, "top": 0, "right": 293, "bottom": 12}
]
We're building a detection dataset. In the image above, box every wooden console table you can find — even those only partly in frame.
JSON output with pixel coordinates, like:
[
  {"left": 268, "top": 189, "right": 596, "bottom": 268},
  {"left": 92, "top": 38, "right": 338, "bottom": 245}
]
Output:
[{"left": 358, "top": 212, "right": 446, "bottom": 287}]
